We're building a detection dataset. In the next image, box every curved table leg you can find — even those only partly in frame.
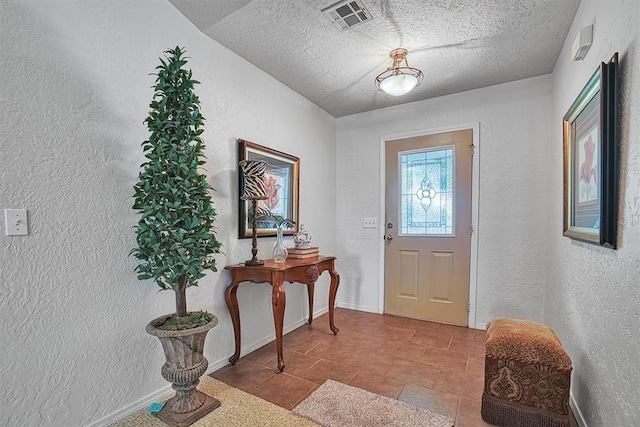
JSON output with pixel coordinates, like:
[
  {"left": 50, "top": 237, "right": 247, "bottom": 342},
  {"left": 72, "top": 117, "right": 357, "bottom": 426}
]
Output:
[
  {"left": 306, "top": 282, "right": 315, "bottom": 324},
  {"left": 224, "top": 280, "right": 241, "bottom": 365},
  {"left": 271, "top": 273, "right": 287, "bottom": 372},
  {"left": 328, "top": 269, "right": 341, "bottom": 335}
]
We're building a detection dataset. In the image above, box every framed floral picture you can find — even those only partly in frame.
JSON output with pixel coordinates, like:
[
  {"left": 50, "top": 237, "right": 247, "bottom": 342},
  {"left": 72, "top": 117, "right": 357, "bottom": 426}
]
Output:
[
  {"left": 238, "top": 139, "right": 299, "bottom": 238},
  {"left": 563, "top": 53, "right": 618, "bottom": 248}
]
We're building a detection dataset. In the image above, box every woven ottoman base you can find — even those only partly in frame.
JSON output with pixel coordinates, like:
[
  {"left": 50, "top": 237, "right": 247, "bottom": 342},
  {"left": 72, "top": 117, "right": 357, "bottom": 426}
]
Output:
[
  {"left": 482, "top": 393, "right": 570, "bottom": 427},
  {"left": 482, "top": 319, "right": 572, "bottom": 427}
]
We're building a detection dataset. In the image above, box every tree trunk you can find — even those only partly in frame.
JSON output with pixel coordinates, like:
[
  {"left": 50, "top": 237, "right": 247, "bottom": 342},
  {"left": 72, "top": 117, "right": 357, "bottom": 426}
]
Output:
[{"left": 176, "top": 276, "right": 188, "bottom": 317}]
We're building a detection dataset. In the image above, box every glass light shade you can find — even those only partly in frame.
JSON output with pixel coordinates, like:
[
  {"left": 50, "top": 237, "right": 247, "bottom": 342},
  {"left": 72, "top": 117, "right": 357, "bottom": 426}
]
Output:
[{"left": 379, "top": 74, "right": 419, "bottom": 96}]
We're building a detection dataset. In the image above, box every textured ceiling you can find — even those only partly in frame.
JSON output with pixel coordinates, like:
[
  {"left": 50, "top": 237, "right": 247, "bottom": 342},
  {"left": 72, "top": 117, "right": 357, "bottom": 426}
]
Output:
[{"left": 169, "top": 0, "right": 581, "bottom": 117}]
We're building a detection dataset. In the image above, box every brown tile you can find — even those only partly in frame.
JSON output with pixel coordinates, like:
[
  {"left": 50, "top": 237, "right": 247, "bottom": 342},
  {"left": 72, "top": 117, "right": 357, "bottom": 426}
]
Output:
[
  {"left": 348, "top": 371, "right": 406, "bottom": 399},
  {"left": 283, "top": 331, "right": 327, "bottom": 353},
  {"left": 309, "top": 322, "right": 352, "bottom": 339},
  {"left": 342, "top": 325, "right": 412, "bottom": 343},
  {"left": 468, "top": 352, "right": 485, "bottom": 365},
  {"left": 343, "top": 314, "right": 401, "bottom": 329},
  {"left": 343, "top": 310, "right": 385, "bottom": 323},
  {"left": 264, "top": 349, "right": 320, "bottom": 377},
  {"left": 341, "top": 349, "right": 395, "bottom": 376},
  {"left": 410, "top": 330, "right": 452, "bottom": 349},
  {"left": 379, "top": 339, "right": 427, "bottom": 362},
  {"left": 381, "top": 314, "right": 413, "bottom": 328},
  {"left": 384, "top": 358, "right": 439, "bottom": 389},
  {"left": 331, "top": 307, "right": 354, "bottom": 319},
  {"left": 376, "top": 324, "right": 416, "bottom": 341},
  {"left": 332, "top": 307, "right": 353, "bottom": 319},
  {"left": 286, "top": 323, "right": 320, "bottom": 338},
  {"left": 210, "top": 360, "right": 275, "bottom": 392},
  {"left": 293, "top": 383, "right": 320, "bottom": 409},
  {"left": 345, "top": 333, "right": 390, "bottom": 353},
  {"left": 243, "top": 341, "right": 278, "bottom": 365},
  {"left": 300, "top": 359, "right": 360, "bottom": 385},
  {"left": 473, "top": 328, "right": 487, "bottom": 342},
  {"left": 435, "top": 323, "right": 476, "bottom": 340},
  {"left": 455, "top": 397, "right": 493, "bottom": 427},
  {"left": 433, "top": 367, "right": 484, "bottom": 400},
  {"left": 420, "top": 347, "right": 469, "bottom": 372},
  {"left": 332, "top": 328, "right": 376, "bottom": 345},
  {"left": 398, "top": 383, "right": 460, "bottom": 419},
  {"left": 305, "top": 338, "right": 358, "bottom": 363},
  {"left": 249, "top": 373, "right": 317, "bottom": 410},
  {"left": 467, "top": 353, "right": 485, "bottom": 376},
  {"left": 341, "top": 312, "right": 408, "bottom": 329},
  {"left": 309, "top": 314, "right": 346, "bottom": 335},
  {"left": 352, "top": 329, "right": 388, "bottom": 344},
  {"left": 449, "top": 336, "right": 485, "bottom": 355},
  {"left": 340, "top": 318, "right": 386, "bottom": 337},
  {"left": 215, "top": 310, "right": 509, "bottom": 425},
  {"left": 402, "top": 318, "right": 442, "bottom": 335}
]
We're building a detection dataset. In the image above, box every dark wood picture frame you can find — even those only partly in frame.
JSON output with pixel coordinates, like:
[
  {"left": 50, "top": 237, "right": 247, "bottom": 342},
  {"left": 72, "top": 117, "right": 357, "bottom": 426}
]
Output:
[
  {"left": 238, "top": 139, "right": 299, "bottom": 238},
  {"left": 563, "top": 53, "right": 618, "bottom": 248}
]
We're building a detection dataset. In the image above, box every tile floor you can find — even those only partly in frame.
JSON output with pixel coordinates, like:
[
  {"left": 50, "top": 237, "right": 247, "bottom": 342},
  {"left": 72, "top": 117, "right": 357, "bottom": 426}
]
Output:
[{"left": 211, "top": 308, "right": 577, "bottom": 426}]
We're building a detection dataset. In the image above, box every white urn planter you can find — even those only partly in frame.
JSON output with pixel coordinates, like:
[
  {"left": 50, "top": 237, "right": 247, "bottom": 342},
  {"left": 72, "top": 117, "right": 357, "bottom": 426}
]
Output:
[{"left": 146, "top": 314, "right": 220, "bottom": 427}]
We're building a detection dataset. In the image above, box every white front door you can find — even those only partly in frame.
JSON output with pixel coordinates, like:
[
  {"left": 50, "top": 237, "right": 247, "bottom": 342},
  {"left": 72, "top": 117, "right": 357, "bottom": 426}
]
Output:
[{"left": 384, "top": 130, "right": 473, "bottom": 326}]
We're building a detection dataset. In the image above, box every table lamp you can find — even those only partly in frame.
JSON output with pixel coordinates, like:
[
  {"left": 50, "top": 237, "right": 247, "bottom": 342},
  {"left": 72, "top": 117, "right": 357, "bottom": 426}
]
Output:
[{"left": 239, "top": 159, "right": 268, "bottom": 265}]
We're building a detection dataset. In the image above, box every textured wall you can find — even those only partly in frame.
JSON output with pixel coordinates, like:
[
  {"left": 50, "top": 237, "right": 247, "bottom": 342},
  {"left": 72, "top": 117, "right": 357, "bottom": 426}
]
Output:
[
  {"left": 546, "top": 0, "right": 640, "bottom": 425},
  {"left": 335, "top": 75, "right": 553, "bottom": 325},
  {"left": 0, "top": 1, "right": 335, "bottom": 425}
]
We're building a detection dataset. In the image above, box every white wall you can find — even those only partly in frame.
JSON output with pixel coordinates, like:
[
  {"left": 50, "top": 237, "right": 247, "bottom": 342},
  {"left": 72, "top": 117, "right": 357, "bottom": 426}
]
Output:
[
  {"left": 546, "top": 0, "right": 640, "bottom": 425},
  {"left": 335, "top": 75, "right": 552, "bottom": 326},
  {"left": 0, "top": 1, "right": 336, "bottom": 425}
]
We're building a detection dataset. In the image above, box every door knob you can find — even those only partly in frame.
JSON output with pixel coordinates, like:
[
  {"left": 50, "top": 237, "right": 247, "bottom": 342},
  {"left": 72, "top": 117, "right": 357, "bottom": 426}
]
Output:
[{"left": 385, "top": 234, "right": 393, "bottom": 241}]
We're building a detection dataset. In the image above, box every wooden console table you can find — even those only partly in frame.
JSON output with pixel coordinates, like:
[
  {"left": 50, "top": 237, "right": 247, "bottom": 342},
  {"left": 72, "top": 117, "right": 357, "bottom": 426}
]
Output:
[{"left": 224, "top": 256, "right": 340, "bottom": 372}]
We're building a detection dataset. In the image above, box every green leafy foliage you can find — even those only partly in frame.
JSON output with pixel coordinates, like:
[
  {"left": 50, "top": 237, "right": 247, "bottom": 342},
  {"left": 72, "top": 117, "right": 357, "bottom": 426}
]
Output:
[
  {"left": 132, "top": 47, "right": 221, "bottom": 315},
  {"left": 253, "top": 206, "right": 296, "bottom": 228}
]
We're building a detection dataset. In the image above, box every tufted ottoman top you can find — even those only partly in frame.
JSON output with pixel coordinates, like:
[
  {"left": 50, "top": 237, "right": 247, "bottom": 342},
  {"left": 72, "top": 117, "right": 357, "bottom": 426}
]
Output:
[{"left": 485, "top": 318, "right": 572, "bottom": 371}]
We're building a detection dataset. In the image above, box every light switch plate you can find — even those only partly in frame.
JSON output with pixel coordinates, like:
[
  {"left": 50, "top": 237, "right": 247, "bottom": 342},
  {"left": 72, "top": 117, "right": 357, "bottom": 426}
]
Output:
[
  {"left": 5, "top": 209, "right": 28, "bottom": 236},
  {"left": 363, "top": 217, "right": 377, "bottom": 228}
]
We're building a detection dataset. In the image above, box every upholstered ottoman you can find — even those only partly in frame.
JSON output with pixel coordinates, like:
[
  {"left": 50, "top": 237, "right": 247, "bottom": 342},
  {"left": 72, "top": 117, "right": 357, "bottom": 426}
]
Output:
[{"left": 481, "top": 318, "right": 572, "bottom": 427}]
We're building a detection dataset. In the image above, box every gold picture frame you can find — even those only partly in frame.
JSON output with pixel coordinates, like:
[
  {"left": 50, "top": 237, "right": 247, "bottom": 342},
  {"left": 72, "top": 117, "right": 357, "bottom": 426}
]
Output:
[{"left": 238, "top": 139, "right": 299, "bottom": 238}]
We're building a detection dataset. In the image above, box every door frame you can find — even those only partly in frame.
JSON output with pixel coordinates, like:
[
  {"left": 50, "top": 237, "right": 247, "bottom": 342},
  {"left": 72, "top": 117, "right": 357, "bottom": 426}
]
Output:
[{"left": 378, "top": 122, "right": 481, "bottom": 328}]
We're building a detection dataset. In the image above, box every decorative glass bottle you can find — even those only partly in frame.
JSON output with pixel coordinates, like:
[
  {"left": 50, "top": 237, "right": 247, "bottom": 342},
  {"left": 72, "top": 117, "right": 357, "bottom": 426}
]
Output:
[{"left": 273, "top": 226, "right": 288, "bottom": 263}]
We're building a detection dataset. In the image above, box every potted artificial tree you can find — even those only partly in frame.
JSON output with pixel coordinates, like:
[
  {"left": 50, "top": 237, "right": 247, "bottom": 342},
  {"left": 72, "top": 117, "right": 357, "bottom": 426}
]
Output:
[{"left": 132, "top": 46, "right": 222, "bottom": 426}]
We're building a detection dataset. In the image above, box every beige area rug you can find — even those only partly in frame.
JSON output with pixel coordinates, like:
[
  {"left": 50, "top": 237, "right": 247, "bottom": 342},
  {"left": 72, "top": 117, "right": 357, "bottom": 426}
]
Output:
[
  {"left": 293, "top": 380, "right": 454, "bottom": 427},
  {"left": 109, "top": 376, "right": 319, "bottom": 427}
]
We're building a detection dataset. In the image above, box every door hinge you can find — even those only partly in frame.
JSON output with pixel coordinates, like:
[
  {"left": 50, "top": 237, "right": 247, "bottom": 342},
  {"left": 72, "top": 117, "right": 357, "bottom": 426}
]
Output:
[
  {"left": 470, "top": 143, "right": 475, "bottom": 157},
  {"left": 467, "top": 301, "right": 470, "bottom": 312},
  {"left": 469, "top": 223, "right": 474, "bottom": 235}
]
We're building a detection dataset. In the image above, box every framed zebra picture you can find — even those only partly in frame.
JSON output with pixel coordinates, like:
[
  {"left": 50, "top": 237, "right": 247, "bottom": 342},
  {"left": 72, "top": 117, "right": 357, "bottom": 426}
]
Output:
[{"left": 238, "top": 139, "right": 299, "bottom": 238}]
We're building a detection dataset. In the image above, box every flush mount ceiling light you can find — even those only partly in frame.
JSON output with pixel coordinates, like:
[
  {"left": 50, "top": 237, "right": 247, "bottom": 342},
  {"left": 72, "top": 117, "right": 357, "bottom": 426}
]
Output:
[{"left": 375, "top": 48, "right": 423, "bottom": 96}]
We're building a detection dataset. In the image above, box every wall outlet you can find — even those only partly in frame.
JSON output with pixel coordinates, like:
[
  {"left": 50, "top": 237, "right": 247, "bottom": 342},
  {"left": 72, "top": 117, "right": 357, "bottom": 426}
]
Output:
[{"left": 363, "top": 217, "right": 377, "bottom": 228}]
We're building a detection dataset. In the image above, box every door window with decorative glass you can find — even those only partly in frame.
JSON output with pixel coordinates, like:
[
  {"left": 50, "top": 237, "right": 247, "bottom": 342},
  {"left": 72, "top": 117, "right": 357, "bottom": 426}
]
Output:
[{"left": 399, "top": 146, "right": 455, "bottom": 236}]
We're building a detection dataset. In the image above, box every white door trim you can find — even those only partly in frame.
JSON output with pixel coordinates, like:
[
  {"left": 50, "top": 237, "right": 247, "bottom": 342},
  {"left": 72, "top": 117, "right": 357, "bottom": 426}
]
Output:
[{"left": 378, "top": 122, "right": 481, "bottom": 328}]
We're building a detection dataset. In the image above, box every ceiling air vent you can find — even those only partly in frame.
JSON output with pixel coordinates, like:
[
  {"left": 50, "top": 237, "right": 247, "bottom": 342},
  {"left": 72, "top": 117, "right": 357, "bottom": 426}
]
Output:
[{"left": 321, "top": 0, "right": 374, "bottom": 31}]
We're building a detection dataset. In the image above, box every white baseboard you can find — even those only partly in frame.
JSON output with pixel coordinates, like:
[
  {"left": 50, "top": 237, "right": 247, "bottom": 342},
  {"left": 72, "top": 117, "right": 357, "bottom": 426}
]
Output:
[
  {"left": 475, "top": 322, "right": 487, "bottom": 330},
  {"left": 336, "top": 301, "right": 381, "bottom": 314},
  {"left": 88, "top": 380, "right": 179, "bottom": 427},
  {"left": 87, "top": 308, "right": 328, "bottom": 427},
  {"left": 570, "top": 392, "right": 588, "bottom": 427}
]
